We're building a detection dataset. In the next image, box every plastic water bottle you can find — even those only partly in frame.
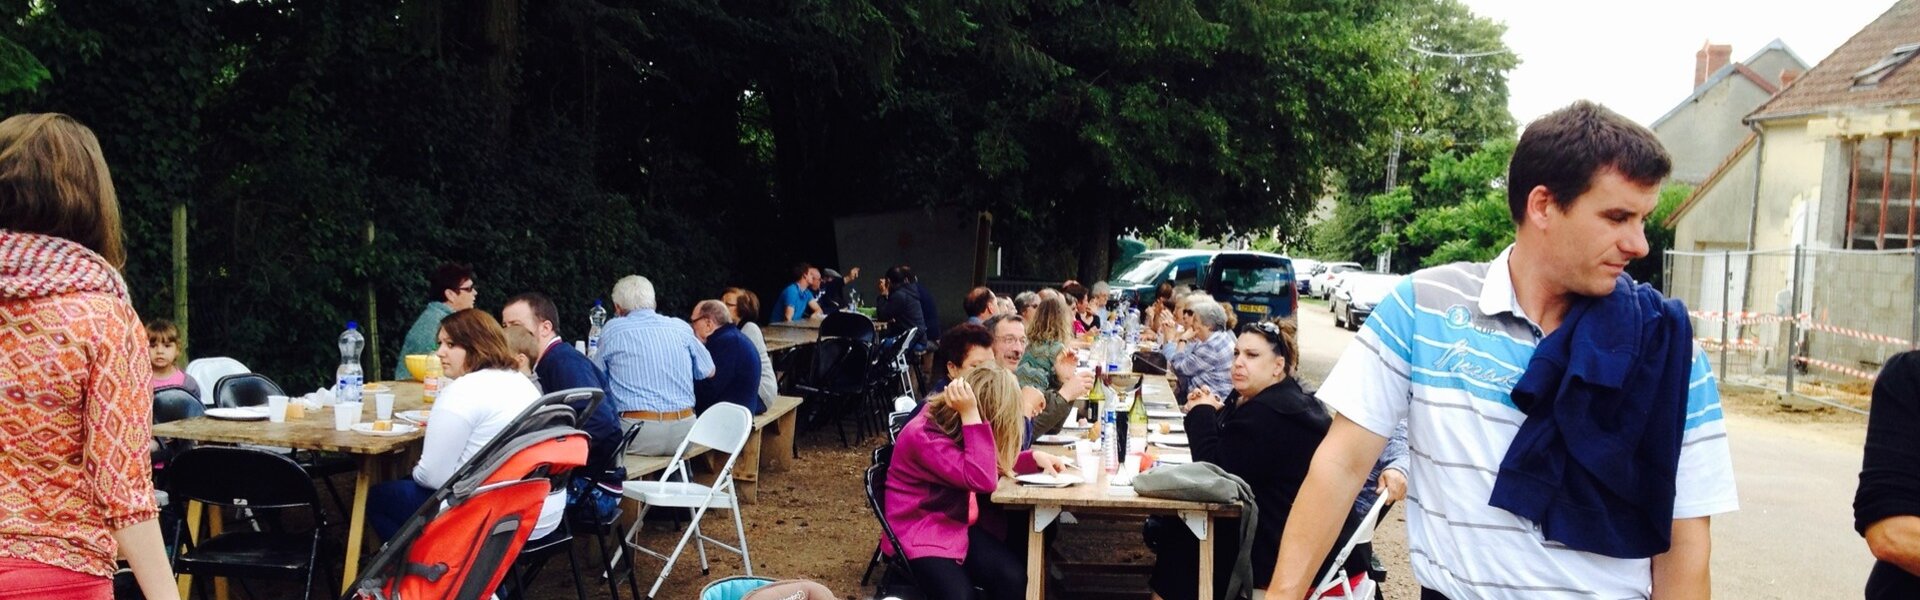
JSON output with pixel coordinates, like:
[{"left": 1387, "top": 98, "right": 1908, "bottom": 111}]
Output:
[
  {"left": 1101, "top": 405, "right": 1119, "bottom": 475},
  {"left": 336, "top": 322, "right": 365, "bottom": 404},
  {"left": 587, "top": 300, "right": 608, "bottom": 358}
]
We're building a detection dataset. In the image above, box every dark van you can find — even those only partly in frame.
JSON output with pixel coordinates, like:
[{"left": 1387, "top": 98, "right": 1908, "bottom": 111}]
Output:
[{"left": 1203, "top": 252, "right": 1298, "bottom": 325}]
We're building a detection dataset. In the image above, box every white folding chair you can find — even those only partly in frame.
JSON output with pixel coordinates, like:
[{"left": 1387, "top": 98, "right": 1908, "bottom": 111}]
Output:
[
  {"left": 886, "top": 395, "right": 917, "bottom": 440},
  {"left": 1308, "top": 498, "right": 1388, "bottom": 599},
  {"left": 184, "top": 357, "right": 248, "bottom": 405},
  {"left": 613, "top": 404, "right": 755, "bottom": 599}
]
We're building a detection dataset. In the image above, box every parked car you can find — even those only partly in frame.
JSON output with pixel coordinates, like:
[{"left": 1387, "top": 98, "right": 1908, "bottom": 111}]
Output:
[
  {"left": 1107, "top": 249, "right": 1214, "bottom": 305},
  {"left": 1309, "top": 262, "right": 1363, "bottom": 299},
  {"left": 1202, "top": 252, "right": 1299, "bottom": 325},
  {"left": 1332, "top": 273, "right": 1402, "bottom": 331},
  {"left": 1291, "top": 259, "right": 1322, "bottom": 295}
]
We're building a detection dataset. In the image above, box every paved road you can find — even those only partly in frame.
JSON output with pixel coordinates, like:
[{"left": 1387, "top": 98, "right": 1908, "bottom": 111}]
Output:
[{"left": 1291, "top": 299, "right": 1874, "bottom": 598}]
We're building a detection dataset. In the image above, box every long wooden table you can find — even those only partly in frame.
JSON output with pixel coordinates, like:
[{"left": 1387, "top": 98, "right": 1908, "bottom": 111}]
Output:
[
  {"left": 760, "top": 325, "right": 817, "bottom": 353},
  {"left": 152, "top": 381, "right": 430, "bottom": 594},
  {"left": 992, "top": 374, "right": 1237, "bottom": 599}
]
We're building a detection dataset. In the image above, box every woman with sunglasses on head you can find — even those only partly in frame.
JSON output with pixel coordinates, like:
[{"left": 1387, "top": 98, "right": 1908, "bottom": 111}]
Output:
[{"left": 1146, "top": 319, "right": 1366, "bottom": 600}]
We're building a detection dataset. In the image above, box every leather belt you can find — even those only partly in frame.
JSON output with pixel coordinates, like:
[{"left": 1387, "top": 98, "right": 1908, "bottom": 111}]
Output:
[{"left": 621, "top": 408, "right": 694, "bottom": 421}]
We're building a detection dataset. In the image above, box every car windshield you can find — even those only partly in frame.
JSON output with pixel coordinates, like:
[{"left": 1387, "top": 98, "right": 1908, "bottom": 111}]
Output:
[
  {"left": 1113, "top": 258, "right": 1172, "bottom": 286},
  {"left": 1218, "top": 264, "right": 1294, "bottom": 295},
  {"left": 1327, "top": 263, "right": 1362, "bottom": 274}
]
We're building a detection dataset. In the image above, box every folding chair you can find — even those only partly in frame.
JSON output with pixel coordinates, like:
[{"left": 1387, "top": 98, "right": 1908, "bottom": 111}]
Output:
[
  {"left": 186, "top": 357, "right": 248, "bottom": 405},
  {"left": 616, "top": 403, "right": 756, "bottom": 599},
  {"left": 1308, "top": 497, "right": 1388, "bottom": 599},
  {"left": 570, "top": 423, "right": 648, "bottom": 600},
  {"left": 820, "top": 311, "right": 877, "bottom": 344},
  {"left": 213, "top": 373, "right": 356, "bottom": 519},
  {"left": 792, "top": 336, "right": 872, "bottom": 447},
  {"left": 885, "top": 395, "right": 918, "bottom": 440},
  {"left": 347, "top": 408, "right": 590, "bottom": 600},
  {"left": 859, "top": 444, "right": 912, "bottom": 594},
  {"left": 168, "top": 447, "right": 333, "bottom": 600}
]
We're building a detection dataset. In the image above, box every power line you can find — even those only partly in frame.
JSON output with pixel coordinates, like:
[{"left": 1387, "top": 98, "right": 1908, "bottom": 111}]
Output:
[{"left": 1407, "top": 44, "right": 1507, "bottom": 59}]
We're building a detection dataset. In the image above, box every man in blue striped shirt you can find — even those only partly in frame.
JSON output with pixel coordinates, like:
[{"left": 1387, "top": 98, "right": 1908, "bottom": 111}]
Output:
[
  {"left": 598, "top": 275, "right": 715, "bottom": 456},
  {"left": 1268, "top": 101, "right": 1735, "bottom": 600}
]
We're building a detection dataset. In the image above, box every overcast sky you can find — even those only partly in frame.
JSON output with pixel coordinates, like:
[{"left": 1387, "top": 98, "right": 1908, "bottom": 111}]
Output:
[{"left": 1456, "top": 0, "right": 1900, "bottom": 128}]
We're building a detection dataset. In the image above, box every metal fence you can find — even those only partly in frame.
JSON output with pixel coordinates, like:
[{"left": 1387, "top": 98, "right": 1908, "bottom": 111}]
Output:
[{"left": 1664, "top": 247, "right": 1920, "bottom": 414}]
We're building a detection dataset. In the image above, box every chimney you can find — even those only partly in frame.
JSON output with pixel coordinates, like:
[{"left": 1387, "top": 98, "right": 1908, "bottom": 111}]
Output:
[
  {"left": 1695, "top": 41, "right": 1734, "bottom": 88},
  {"left": 1780, "top": 68, "right": 1802, "bottom": 87}
]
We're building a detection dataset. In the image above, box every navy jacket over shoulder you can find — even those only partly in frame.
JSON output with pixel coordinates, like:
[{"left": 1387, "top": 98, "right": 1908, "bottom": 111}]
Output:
[
  {"left": 535, "top": 340, "right": 623, "bottom": 481},
  {"left": 696, "top": 324, "right": 766, "bottom": 415},
  {"left": 1489, "top": 275, "right": 1694, "bottom": 559}
]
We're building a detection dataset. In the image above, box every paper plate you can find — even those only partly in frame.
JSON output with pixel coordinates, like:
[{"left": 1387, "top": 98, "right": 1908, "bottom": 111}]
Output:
[
  {"left": 1146, "top": 409, "right": 1185, "bottom": 420},
  {"left": 1059, "top": 420, "right": 1091, "bottom": 430},
  {"left": 1148, "top": 432, "right": 1190, "bottom": 447},
  {"left": 351, "top": 422, "right": 419, "bottom": 437},
  {"left": 1014, "top": 473, "right": 1084, "bottom": 488},
  {"left": 396, "top": 410, "right": 431, "bottom": 425},
  {"left": 1034, "top": 434, "right": 1080, "bottom": 445},
  {"left": 1155, "top": 454, "right": 1193, "bottom": 465},
  {"left": 205, "top": 407, "right": 269, "bottom": 421}
]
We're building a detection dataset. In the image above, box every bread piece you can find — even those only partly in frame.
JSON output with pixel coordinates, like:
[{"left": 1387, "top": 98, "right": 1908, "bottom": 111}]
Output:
[{"left": 372, "top": 420, "right": 393, "bottom": 432}]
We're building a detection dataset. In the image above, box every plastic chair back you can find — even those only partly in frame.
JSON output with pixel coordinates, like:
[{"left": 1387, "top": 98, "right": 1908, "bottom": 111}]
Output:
[
  {"left": 153, "top": 386, "right": 205, "bottom": 423},
  {"left": 212, "top": 373, "right": 284, "bottom": 408},
  {"left": 185, "top": 357, "right": 248, "bottom": 404},
  {"left": 820, "top": 312, "right": 876, "bottom": 343},
  {"left": 168, "top": 447, "right": 321, "bottom": 511}
]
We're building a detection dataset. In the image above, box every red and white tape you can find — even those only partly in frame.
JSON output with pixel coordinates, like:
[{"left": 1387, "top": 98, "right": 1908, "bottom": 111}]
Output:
[
  {"left": 1795, "top": 356, "right": 1879, "bottom": 381},
  {"left": 1800, "top": 320, "right": 1912, "bottom": 347},
  {"left": 1688, "top": 310, "right": 1808, "bottom": 325},
  {"left": 1696, "top": 337, "right": 1763, "bottom": 350}
]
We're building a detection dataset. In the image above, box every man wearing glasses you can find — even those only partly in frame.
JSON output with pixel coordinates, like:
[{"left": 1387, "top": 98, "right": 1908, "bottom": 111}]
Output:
[
  {"left": 395, "top": 262, "right": 476, "bottom": 380},
  {"left": 1267, "top": 102, "right": 1735, "bottom": 600},
  {"left": 690, "top": 299, "right": 765, "bottom": 415}
]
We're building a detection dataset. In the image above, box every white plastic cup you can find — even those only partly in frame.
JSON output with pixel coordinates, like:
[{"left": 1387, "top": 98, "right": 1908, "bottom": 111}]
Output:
[
  {"left": 267, "top": 395, "right": 289, "bottom": 423},
  {"left": 374, "top": 393, "right": 395, "bottom": 421},
  {"left": 1075, "top": 441, "right": 1098, "bottom": 481},
  {"left": 335, "top": 402, "right": 362, "bottom": 431}
]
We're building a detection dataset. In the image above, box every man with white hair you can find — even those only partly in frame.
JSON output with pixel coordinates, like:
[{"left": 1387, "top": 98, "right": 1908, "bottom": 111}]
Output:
[{"left": 598, "top": 275, "right": 715, "bottom": 456}]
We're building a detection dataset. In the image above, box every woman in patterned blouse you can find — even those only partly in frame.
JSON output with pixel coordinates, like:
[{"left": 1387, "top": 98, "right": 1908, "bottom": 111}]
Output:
[{"left": 0, "top": 114, "right": 179, "bottom": 599}]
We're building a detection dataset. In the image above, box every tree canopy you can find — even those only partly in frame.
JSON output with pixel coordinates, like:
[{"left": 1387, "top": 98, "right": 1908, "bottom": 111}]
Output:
[{"left": 1, "top": 0, "right": 1444, "bottom": 387}]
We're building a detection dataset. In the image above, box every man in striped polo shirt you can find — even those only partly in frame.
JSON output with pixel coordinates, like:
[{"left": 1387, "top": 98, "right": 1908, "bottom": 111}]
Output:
[{"left": 1268, "top": 101, "right": 1737, "bottom": 600}]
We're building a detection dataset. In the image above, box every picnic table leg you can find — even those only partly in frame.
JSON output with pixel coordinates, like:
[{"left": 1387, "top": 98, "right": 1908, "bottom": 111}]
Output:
[
  {"left": 1027, "top": 509, "right": 1046, "bottom": 599},
  {"left": 764, "top": 408, "right": 798, "bottom": 472},
  {"left": 341, "top": 454, "right": 376, "bottom": 591},
  {"left": 176, "top": 500, "right": 203, "bottom": 600},
  {"left": 734, "top": 429, "right": 763, "bottom": 504},
  {"left": 1196, "top": 514, "right": 1214, "bottom": 600}
]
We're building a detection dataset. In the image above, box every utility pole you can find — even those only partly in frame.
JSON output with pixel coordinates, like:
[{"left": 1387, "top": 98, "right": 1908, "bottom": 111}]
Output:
[{"left": 1379, "top": 130, "right": 1402, "bottom": 272}]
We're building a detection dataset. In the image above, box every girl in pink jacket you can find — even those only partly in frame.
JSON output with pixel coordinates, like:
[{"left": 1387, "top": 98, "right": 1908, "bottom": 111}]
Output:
[{"left": 884, "top": 367, "right": 1057, "bottom": 599}]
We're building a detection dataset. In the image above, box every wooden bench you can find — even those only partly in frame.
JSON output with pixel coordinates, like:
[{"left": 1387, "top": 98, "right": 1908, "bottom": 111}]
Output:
[{"left": 618, "top": 394, "right": 803, "bottom": 504}]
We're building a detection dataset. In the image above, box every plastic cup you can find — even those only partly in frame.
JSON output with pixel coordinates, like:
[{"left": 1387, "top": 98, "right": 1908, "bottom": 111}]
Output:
[
  {"left": 1123, "top": 452, "right": 1144, "bottom": 476},
  {"left": 335, "top": 402, "right": 362, "bottom": 431},
  {"left": 267, "top": 395, "right": 289, "bottom": 423},
  {"left": 1075, "top": 442, "right": 1098, "bottom": 481},
  {"left": 374, "top": 393, "right": 395, "bottom": 421}
]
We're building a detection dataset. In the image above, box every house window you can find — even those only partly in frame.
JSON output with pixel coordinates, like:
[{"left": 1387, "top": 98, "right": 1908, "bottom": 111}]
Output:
[{"left": 1848, "top": 135, "right": 1919, "bottom": 249}]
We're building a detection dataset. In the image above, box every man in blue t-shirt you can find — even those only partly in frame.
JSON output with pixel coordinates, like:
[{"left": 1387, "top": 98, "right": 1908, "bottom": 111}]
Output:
[{"left": 771, "top": 263, "right": 822, "bottom": 323}]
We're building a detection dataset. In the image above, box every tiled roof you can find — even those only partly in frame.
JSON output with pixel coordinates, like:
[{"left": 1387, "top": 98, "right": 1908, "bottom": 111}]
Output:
[
  {"left": 1664, "top": 133, "right": 1758, "bottom": 228},
  {"left": 1749, "top": 0, "right": 1920, "bottom": 121}
]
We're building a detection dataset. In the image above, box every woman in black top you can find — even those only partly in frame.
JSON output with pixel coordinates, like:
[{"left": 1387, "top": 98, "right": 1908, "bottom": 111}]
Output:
[
  {"left": 1858, "top": 350, "right": 1920, "bottom": 599},
  {"left": 1147, "top": 319, "right": 1365, "bottom": 600}
]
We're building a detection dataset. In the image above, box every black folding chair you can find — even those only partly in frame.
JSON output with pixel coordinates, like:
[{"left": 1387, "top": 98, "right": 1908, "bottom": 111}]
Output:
[
  {"left": 792, "top": 336, "right": 872, "bottom": 447},
  {"left": 213, "top": 373, "right": 355, "bottom": 519},
  {"left": 821, "top": 311, "right": 877, "bottom": 344},
  {"left": 169, "top": 447, "right": 333, "bottom": 600}
]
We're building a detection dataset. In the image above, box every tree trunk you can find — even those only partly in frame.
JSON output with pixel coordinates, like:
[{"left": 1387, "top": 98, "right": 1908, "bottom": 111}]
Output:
[
  {"left": 172, "top": 202, "right": 188, "bottom": 363},
  {"left": 1075, "top": 191, "right": 1112, "bottom": 283}
]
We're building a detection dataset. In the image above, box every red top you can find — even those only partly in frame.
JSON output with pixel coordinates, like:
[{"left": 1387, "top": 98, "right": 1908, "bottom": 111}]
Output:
[{"left": 0, "top": 231, "right": 157, "bottom": 577}]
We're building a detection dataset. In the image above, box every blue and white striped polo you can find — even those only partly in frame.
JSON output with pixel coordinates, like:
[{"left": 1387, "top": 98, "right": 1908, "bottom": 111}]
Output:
[{"left": 1318, "top": 246, "right": 1738, "bottom": 599}]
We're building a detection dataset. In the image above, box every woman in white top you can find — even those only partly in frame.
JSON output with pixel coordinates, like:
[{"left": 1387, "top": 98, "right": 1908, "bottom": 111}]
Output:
[
  {"left": 366, "top": 309, "right": 563, "bottom": 540},
  {"left": 723, "top": 287, "right": 779, "bottom": 405}
]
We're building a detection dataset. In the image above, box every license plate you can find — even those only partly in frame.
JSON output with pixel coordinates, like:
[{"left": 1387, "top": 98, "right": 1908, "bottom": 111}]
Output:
[{"left": 1237, "top": 303, "right": 1270, "bottom": 315}]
